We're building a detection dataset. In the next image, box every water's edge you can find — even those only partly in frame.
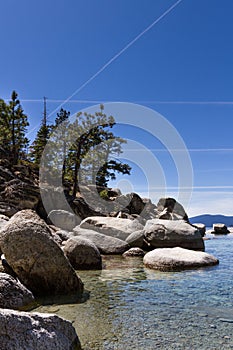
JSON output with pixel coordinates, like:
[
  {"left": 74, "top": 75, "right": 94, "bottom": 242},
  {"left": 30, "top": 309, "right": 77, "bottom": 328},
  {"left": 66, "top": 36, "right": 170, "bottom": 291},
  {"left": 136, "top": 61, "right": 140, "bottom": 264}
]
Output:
[{"left": 35, "top": 235, "right": 233, "bottom": 349}]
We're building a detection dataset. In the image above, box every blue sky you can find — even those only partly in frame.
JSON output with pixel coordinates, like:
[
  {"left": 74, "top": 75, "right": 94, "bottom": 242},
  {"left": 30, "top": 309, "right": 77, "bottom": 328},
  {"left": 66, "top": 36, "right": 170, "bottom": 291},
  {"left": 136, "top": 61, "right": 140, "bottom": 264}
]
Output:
[{"left": 1, "top": 0, "right": 233, "bottom": 216}]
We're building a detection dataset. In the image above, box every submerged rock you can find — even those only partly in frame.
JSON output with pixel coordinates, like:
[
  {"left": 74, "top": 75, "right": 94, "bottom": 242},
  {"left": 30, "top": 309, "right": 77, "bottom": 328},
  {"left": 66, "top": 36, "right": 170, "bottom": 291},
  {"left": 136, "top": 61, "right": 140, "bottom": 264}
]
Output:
[
  {"left": 0, "top": 210, "right": 83, "bottom": 296},
  {"left": 0, "top": 308, "right": 81, "bottom": 350},
  {"left": 143, "top": 247, "right": 219, "bottom": 271}
]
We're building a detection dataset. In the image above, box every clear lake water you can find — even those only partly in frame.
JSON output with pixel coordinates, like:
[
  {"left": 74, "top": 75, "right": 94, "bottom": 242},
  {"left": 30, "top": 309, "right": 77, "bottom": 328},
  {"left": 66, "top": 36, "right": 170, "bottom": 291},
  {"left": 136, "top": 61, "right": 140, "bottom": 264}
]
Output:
[{"left": 35, "top": 233, "right": 233, "bottom": 350}]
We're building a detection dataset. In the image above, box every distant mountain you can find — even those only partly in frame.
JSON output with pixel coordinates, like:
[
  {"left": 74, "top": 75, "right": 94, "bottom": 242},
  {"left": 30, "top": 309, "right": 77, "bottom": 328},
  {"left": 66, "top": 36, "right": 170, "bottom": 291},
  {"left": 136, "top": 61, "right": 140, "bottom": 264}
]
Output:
[{"left": 190, "top": 214, "right": 233, "bottom": 227}]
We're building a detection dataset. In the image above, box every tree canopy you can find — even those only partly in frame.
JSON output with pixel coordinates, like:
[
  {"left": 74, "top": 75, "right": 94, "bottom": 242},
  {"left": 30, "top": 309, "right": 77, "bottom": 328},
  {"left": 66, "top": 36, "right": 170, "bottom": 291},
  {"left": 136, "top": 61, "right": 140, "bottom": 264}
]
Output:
[
  {"left": 0, "top": 93, "right": 131, "bottom": 194},
  {"left": 0, "top": 91, "right": 29, "bottom": 165}
]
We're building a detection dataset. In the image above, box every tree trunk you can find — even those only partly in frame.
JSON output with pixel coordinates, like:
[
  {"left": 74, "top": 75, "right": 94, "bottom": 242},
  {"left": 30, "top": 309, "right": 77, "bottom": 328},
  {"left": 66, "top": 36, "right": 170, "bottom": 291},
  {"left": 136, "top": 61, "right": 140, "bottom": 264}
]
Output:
[{"left": 72, "top": 147, "right": 81, "bottom": 197}]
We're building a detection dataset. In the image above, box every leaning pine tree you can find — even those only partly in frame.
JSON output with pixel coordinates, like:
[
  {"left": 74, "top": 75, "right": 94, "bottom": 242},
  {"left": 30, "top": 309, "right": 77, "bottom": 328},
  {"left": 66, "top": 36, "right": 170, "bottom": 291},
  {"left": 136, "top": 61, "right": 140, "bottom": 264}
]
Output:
[{"left": 66, "top": 105, "right": 131, "bottom": 196}]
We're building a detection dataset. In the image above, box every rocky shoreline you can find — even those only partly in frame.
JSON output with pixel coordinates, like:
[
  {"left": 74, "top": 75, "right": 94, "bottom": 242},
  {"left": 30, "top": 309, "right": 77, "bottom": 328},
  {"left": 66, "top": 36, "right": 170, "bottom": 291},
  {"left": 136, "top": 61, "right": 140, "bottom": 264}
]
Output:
[{"left": 0, "top": 162, "right": 229, "bottom": 349}]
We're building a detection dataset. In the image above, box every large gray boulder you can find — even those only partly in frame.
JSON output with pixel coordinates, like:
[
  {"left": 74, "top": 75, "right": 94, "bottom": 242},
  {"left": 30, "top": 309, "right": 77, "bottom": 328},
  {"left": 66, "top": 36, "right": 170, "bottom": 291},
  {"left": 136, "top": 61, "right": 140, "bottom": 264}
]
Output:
[
  {"left": 5, "top": 209, "right": 46, "bottom": 226},
  {"left": 80, "top": 216, "right": 144, "bottom": 241},
  {"left": 125, "top": 230, "right": 145, "bottom": 249},
  {"left": 0, "top": 210, "right": 83, "bottom": 296},
  {"left": 156, "top": 197, "right": 189, "bottom": 222},
  {"left": 48, "top": 210, "right": 81, "bottom": 231},
  {"left": 0, "top": 273, "right": 34, "bottom": 310},
  {"left": 143, "top": 219, "right": 204, "bottom": 251},
  {"left": 73, "top": 227, "right": 130, "bottom": 254},
  {"left": 0, "top": 308, "right": 81, "bottom": 350},
  {"left": 192, "top": 223, "right": 206, "bottom": 237},
  {"left": 123, "top": 192, "right": 145, "bottom": 215},
  {"left": 63, "top": 237, "right": 102, "bottom": 270},
  {"left": 143, "top": 247, "right": 219, "bottom": 271}
]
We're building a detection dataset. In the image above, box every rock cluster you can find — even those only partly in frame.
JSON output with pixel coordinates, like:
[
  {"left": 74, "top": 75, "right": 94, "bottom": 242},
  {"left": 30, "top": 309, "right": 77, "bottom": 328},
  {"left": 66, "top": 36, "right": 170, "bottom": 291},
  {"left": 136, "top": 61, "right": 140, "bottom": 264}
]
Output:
[
  {"left": 0, "top": 163, "right": 40, "bottom": 217},
  {"left": 0, "top": 210, "right": 83, "bottom": 297},
  {"left": 0, "top": 206, "right": 84, "bottom": 349},
  {"left": 0, "top": 172, "right": 221, "bottom": 350}
]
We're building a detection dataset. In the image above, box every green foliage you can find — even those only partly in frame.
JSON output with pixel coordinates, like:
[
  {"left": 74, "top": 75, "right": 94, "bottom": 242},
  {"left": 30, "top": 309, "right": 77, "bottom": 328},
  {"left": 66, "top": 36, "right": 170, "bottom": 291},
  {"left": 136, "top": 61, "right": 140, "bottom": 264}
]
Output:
[
  {"left": 99, "top": 189, "right": 109, "bottom": 200},
  {"left": 0, "top": 91, "right": 29, "bottom": 164},
  {"left": 96, "top": 160, "right": 131, "bottom": 188},
  {"left": 0, "top": 94, "right": 131, "bottom": 193},
  {"left": 52, "top": 108, "right": 70, "bottom": 182},
  {"left": 66, "top": 105, "right": 131, "bottom": 196},
  {"left": 42, "top": 105, "right": 132, "bottom": 193},
  {"left": 29, "top": 123, "right": 52, "bottom": 165}
]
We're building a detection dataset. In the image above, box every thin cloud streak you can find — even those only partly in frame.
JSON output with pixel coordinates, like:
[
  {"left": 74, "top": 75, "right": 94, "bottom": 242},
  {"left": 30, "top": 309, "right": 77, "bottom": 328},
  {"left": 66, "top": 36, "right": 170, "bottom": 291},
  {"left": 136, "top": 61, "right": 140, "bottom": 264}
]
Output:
[
  {"left": 123, "top": 148, "right": 233, "bottom": 152},
  {"left": 136, "top": 186, "right": 233, "bottom": 190},
  {"left": 196, "top": 168, "right": 233, "bottom": 173},
  {"left": 9, "top": 99, "right": 233, "bottom": 105}
]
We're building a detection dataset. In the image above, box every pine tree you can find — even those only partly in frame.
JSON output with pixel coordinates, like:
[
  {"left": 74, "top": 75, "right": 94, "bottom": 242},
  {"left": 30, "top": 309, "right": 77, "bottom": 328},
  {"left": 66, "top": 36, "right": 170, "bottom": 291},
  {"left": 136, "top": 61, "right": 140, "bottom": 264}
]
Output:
[
  {"left": 67, "top": 105, "right": 131, "bottom": 196},
  {"left": 30, "top": 105, "right": 52, "bottom": 166},
  {"left": 0, "top": 98, "right": 10, "bottom": 154},
  {"left": 51, "top": 108, "right": 70, "bottom": 183},
  {"left": 0, "top": 91, "right": 29, "bottom": 164},
  {"left": 81, "top": 133, "right": 131, "bottom": 187}
]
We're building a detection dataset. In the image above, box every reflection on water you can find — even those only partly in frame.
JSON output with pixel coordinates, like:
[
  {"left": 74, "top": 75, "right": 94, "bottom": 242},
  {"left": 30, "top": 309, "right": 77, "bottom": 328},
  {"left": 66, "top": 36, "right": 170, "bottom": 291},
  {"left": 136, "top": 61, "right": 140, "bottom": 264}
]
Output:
[{"left": 34, "top": 237, "right": 233, "bottom": 349}]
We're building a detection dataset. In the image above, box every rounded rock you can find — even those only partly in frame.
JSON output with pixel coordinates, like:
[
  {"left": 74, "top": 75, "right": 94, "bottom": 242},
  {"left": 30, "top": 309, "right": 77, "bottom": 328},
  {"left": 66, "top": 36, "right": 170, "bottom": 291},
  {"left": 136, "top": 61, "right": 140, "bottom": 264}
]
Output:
[
  {"left": 63, "top": 237, "right": 102, "bottom": 270},
  {"left": 122, "top": 248, "right": 145, "bottom": 257},
  {"left": 143, "top": 247, "right": 219, "bottom": 271}
]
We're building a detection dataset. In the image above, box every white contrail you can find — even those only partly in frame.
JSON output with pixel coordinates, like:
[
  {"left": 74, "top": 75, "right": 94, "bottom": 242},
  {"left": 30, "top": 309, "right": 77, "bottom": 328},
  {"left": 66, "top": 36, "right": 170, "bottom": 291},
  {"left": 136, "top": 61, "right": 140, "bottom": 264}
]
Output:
[
  {"left": 26, "top": 0, "right": 184, "bottom": 137},
  {"left": 46, "top": 0, "right": 184, "bottom": 120},
  {"left": 137, "top": 186, "right": 233, "bottom": 190},
  {"left": 14, "top": 99, "right": 233, "bottom": 105},
  {"left": 121, "top": 148, "right": 233, "bottom": 152}
]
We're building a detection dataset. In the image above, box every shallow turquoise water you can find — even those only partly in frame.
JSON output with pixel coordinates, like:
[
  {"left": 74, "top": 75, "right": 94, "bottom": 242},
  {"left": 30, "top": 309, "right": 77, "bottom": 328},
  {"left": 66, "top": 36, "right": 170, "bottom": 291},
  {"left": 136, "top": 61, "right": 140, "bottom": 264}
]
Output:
[{"left": 35, "top": 234, "right": 233, "bottom": 349}]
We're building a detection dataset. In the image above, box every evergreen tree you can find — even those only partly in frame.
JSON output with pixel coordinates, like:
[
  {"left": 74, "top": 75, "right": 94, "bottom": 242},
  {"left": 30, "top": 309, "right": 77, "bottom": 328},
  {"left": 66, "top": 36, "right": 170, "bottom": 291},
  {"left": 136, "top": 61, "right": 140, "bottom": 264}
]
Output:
[
  {"left": 81, "top": 133, "right": 130, "bottom": 187},
  {"left": 0, "top": 98, "right": 10, "bottom": 154},
  {"left": 30, "top": 123, "right": 51, "bottom": 165},
  {"left": 30, "top": 97, "right": 53, "bottom": 167},
  {"left": 0, "top": 91, "right": 29, "bottom": 164},
  {"left": 67, "top": 105, "right": 131, "bottom": 196},
  {"left": 96, "top": 160, "right": 131, "bottom": 187},
  {"left": 31, "top": 104, "right": 131, "bottom": 192},
  {"left": 51, "top": 108, "right": 70, "bottom": 183}
]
